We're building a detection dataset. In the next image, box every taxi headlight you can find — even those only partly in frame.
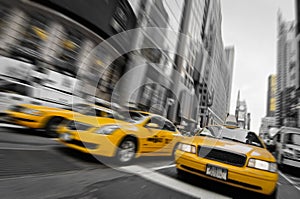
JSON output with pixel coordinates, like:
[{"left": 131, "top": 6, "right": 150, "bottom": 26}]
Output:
[
  {"left": 178, "top": 143, "right": 196, "bottom": 154},
  {"left": 248, "top": 158, "right": 277, "bottom": 172},
  {"left": 22, "top": 108, "right": 42, "bottom": 116},
  {"left": 95, "top": 125, "right": 119, "bottom": 135}
]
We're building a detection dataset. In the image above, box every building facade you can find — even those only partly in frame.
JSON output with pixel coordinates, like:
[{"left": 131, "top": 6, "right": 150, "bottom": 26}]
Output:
[
  {"left": 259, "top": 117, "right": 276, "bottom": 139},
  {"left": 224, "top": 46, "right": 235, "bottom": 114},
  {"left": 259, "top": 74, "right": 277, "bottom": 138},
  {"left": 116, "top": 0, "right": 233, "bottom": 130},
  {"left": 0, "top": 0, "right": 137, "bottom": 102},
  {"left": 295, "top": 0, "right": 300, "bottom": 128},
  {"left": 276, "top": 12, "right": 298, "bottom": 127},
  {"left": 266, "top": 74, "right": 277, "bottom": 117},
  {"left": 0, "top": 0, "right": 233, "bottom": 131}
]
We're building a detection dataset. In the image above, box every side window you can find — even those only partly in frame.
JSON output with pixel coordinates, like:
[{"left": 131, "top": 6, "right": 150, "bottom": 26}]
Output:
[
  {"left": 146, "top": 117, "right": 164, "bottom": 129},
  {"left": 163, "top": 121, "right": 176, "bottom": 132},
  {"left": 95, "top": 109, "right": 112, "bottom": 118}
]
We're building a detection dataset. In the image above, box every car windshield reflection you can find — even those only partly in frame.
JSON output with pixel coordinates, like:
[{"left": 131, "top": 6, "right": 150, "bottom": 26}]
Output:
[
  {"left": 117, "top": 111, "right": 147, "bottom": 123},
  {"left": 200, "top": 126, "right": 264, "bottom": 148}
]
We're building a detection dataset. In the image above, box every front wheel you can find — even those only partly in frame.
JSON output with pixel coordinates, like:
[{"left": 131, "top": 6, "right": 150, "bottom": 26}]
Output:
[
  {"left": 266, "top": 187, "right": 277, "bottom": 199},
  {"left": 116, "top": 137, "right": 136, "bottom": 165},
  {"left": 176, "top": 168, "right": 187, "bottom": 179},
  {"left": 45, "top": 117, "right": 63, "bottom": 137}
]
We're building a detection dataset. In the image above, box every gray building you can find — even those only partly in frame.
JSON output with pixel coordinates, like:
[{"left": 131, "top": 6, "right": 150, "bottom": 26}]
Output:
[
  {"left": 117, "top": 0, "right": 233, "bottom": 130},
  {"left": 224, "top": 46, "right": 235, "bottom": 114},
  {"left": 200, "top": 0, "right": 232, "bottom": 126},
  {"left": 117, "top": 0, "right": 186, "bottom": 117},
  {"left": 295, "top": 0, "right": 300, "bottom": 128},
  {"left": 276, "top": 11, "right": 297, "bottom": 127}
]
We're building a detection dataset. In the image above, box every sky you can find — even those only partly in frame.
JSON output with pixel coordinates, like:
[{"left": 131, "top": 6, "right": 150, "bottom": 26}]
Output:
[{"left": 221, "top": 0, "right": 295, "bottom": 133}]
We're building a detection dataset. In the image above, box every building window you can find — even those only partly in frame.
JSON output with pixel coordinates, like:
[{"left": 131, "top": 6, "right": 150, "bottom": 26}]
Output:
[
  {"left": 12, "top": 12, "right": 49, "bottom": 63},
  {"left": 54, "top": 29, "right": 83, "bottom": 75}
]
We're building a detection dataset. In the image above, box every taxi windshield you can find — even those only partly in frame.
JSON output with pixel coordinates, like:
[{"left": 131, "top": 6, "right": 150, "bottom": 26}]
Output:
[
  {"left": 200, "top": 126, "right": 264, "bottom": 148},
  {"left": 117, "top": 111, "right": 146, "bottom": 123}
]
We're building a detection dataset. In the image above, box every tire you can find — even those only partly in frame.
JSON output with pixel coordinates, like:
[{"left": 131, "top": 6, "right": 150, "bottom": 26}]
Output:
[
  {"left": 177, "top": 168, "right": 187, "bottom": 179},
  {"left": 115, "top": 137, "right": 137, "bottom": 165},
  {"left": 266, "top": 187, "right": 277, "bottom": 199},
  {"left": 45, "top": 117, "right": 63, "bottom": 137}
]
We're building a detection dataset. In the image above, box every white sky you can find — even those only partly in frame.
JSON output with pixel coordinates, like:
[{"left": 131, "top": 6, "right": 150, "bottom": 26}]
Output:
[{"left": 221, "top": 0, "right": 295, "bottom": 133}]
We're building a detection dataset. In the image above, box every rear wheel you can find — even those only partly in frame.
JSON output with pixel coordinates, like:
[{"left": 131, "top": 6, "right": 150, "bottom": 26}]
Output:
[
  {"left": 116, "top": 137, "right": 136, "bottom": 165},
  {"left": 45, "top": 117, "right": 63, "bottom": 137}
]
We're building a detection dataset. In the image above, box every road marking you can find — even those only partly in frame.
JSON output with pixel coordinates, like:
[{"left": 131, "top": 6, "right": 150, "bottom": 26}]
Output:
[
  {"left": 0, "top": 123, "right": 25, "bottom": 129},
  {"left": 279, "top": 171, "right": 300, "bottom": 191},
  {"left": 0, "top": 147, "right": 49, "bottom": 151},
  {"left": 151, "top": 164, "right": 176, "bottom": 171},
  {"left": 119, "top": 165, "right": 231, "bottom": 199}
]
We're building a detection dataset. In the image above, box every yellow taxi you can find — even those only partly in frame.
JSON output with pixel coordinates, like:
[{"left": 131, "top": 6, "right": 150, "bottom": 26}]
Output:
[
  {"left": 6, "top": 103, "right": 117, "bottom": 136},
  {"left": 57, "top": 111, "right": 183, "bottom": 164},
  {"left": 175, "top": 126, "right": 278, "bottom": 198}
]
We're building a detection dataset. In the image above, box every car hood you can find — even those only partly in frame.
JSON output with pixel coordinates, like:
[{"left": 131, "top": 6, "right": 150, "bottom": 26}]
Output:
[
  {"left": 183, "top": 136, "right": 276, "bottom": 162},
  {"left": 68, "top": 115, "right": 130, "bottom": 127},
  {"left": 21, "top": 104, "right": 80, "bottom": 115}
]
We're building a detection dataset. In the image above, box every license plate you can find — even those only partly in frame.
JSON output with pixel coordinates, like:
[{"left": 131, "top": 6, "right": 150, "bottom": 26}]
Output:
[{"left": 206, "top": 164, "right": 228, "bottom": 181}]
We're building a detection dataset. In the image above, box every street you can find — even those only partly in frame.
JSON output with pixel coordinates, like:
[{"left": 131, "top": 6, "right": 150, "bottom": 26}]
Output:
[{"left": 0, "top": 124, "right": 299, "bottom": 199}]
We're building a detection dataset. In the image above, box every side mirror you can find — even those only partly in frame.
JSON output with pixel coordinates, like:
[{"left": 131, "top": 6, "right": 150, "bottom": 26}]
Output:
[{"left": 145, "top": 123, "right": 159, "bottom": 129}]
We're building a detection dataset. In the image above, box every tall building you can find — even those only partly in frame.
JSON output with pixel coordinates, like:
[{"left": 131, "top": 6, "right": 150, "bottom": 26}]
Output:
[
  {"left": 235, "top": 91, "right": 251, "bottom": 129},
  {"left": 276, "top": 11, "right": 297, "bottom": 127},
  {"left": 259, "top": 74, "right": 277, "bottom": 138},
  {"left": 266, "top": 75, "right": 277, "bottom": 117},
  {"left": 117, "top": 0, "right": 233, "bottom": 130},
  {"left": 197, "top": 0, "right": 233, "bottom": 126},
  {"left": 117, "top": 0, "right": 186, "bottom": 117},
  {"left": 224, "top": 46, "right": 235, "bottom": 113},
  {"left": 295, "top": 0, "right": 300, "bottom": 127}
]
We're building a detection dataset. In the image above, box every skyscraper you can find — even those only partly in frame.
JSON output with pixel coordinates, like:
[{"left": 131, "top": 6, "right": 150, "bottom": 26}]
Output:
[
  {"left": 276, "top": 11, "right": 297, "bottom": 127},
  {"left": 225, "top": 46, "right": 235, "bottom": 113},
  {"left": 295, "top": 0, "right": 300, "bottom": 127},
  {"left": 235, "top": 91, "right": 250, "bottom": 129},
  {"left": 259, "top": 74, "right": 277, "bottom": 138}
]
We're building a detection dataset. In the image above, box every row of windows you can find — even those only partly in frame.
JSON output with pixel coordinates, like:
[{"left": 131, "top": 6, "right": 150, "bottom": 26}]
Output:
[{"left": 0, "top": 4, "right": 124, "bottom": 97}]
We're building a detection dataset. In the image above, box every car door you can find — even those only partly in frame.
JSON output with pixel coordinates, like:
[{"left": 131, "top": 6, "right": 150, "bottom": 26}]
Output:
[
  {"left": 142, "top": 116, "right": 166, "bottom": 153},
  {"left": 156, "top": 120, "right": 179, "bottom": 153}
]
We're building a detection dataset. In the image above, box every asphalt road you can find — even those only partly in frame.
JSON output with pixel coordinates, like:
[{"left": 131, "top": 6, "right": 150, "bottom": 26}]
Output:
[{"left": 0, "top": 124, "right": 299, "bottom": 199}]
